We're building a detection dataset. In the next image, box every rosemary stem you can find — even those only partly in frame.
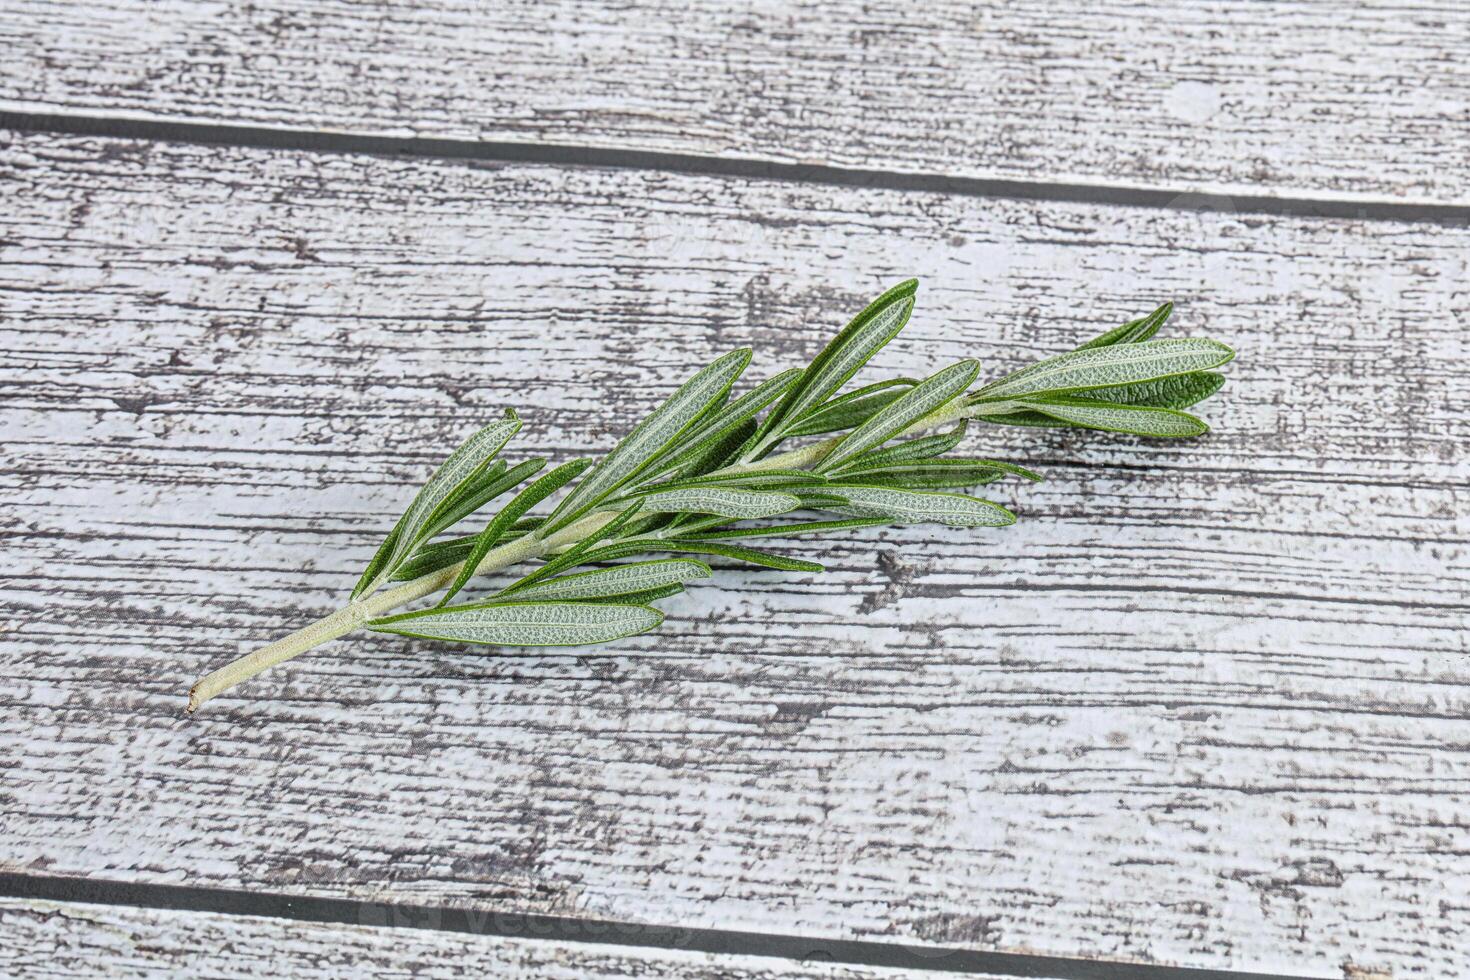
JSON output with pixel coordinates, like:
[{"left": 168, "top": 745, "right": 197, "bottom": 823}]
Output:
[
  {"left": 185, "top": 513, "right": 612, "bottom": 712},
  {"left": 186, "top": 403, "right": 984, "bottom": 712}
]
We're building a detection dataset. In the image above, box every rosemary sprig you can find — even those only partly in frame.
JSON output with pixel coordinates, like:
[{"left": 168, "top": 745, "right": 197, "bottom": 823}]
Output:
[{"left": 186, "top": 281, "right": 1234, "bottom": 712}]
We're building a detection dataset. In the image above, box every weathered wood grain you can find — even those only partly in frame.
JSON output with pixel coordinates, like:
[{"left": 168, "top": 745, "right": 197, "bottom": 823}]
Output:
[
  {"left": 0, "top": 0, "right": 1467, "bottom": 204},
  {"left": 1, "top": 130, "right": 1466, "bottom": 977},
  {"left": 0, "top": 898, "right": 954, "bottom": 979}
]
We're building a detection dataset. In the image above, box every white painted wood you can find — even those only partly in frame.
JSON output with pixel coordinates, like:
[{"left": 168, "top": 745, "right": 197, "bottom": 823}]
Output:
[
  {"left": 1, "top": 130, "right": 1466, "bottom": 976},
  {"left": 0, "top": 0, "right": 1467, "bottom": 203},
  {"left": 0, "top": 898, "right": 952, "bottom": 979}
]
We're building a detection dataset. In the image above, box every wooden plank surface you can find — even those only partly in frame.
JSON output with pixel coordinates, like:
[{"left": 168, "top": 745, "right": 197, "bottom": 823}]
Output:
[
  {"left": 1, "top": 129, "right": 1467, "bottom": 977},
  {"left": 0, "top": 0, "right": 1467, "bottom": 204},
  {"left": 0, "top": 898, "right": 950, "bottom": 979}
]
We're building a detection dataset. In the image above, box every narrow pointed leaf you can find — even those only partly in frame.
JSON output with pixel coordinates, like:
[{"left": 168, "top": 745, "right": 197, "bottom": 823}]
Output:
[
  {"left": 658, "top": 540, "right": 825, "bottom": 572},
  {"left": 976, "top": 409, "right": 1074, "bottom": 429},
  {"left": 818, "top": 359, "right": 979, "bottom": 472},
  {"left": 1075, "top": 302, "right": 1173, "bottom": 350},
  {"left": 438, "top": 458, "right": 592, "bottom": 606},
  {"left": 580, "top": 584, "right": 685, "bottom": 605},
  {"left": 499, "top": 559, "right": 711, "bottom": 603},
  {"left": 351, "top": 512, "right": 409, "bottom": 599},
  {"left": 648, "top": 368, "right": 801, "bottom": 477},
  {"left": 424, "top": 458, "right": 545, "bottom": 540},
  {"left": 685, "top": 517, "right": 888, "bottom": 540},
  {"left": 369, "top": 601, "right": 662, "bottom": 647},
  {"left": 836, "top": 457, "right": 1043, "bottom": 483},
  {"left": 756, "top": 279, "right": 918, "bottom": 449},
  {"left": 635, "top": 487, "right": 802, "bottom": 520},
  {"left": 829, "top": 422, "right": 968, "bottom": 473},
  {"left": 662, "top": 417, "right": 757, "bottom": 480},
  {"left": 1015, "top": 396, "right": 1209, "bottom": 437},
  {"left": 781, "top": 378, "right": 916, "bottom": 438},
  {"left": 1085, "top": 371, "right": 1225, "bottom": 410},
  {"left": 633, "top": 469, "right": 825, "bottom": 493},
  {"left": 391, "top": 534, "right": 477, "bottom": 582},
  {"left": 973, "top": 339, "right": 1233, "bottom": 402},
  {"left": 827, "top": 485, "right": 1016, "bottom": 527},
  {"left": 542, "top": 349, "right": 751, "bottom": 534},
  {"left": 509, "top": 503, "right": 644, "bottom": 593},
  {"left": 354, "top": 410, "right": 521, "bottom": 598}
]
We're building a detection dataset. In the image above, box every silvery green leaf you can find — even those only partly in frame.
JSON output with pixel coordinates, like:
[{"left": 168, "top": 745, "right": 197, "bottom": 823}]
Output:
[
  {"left": 1085, "top": 371, "right": 1225, "bottom": 410},
  {"left": 818, "top": 359, "right": 979, "bottom": 472},
  {"left": 794, "top": 491, "right": 851, "bottom": 508},
  {"left": 438, "top": 458, "right": 592, "bottom": 606},
  {"left": 634, "top": 487, "right": 803, "bottom": 520},
  {"left": 829, "top": 422, "right": 968, "bottom": 473},
  {"left": 780, "top": 379, "right": 916, "bottom": 439},
  {"left": 972, "top": 339, "right": 1233, "bottom": 402},
  {"left": 1012, "top": 396, "right": 1209, "bottom": 437},
  {"left": 647, "top": 368, "right": 801, "bottom": 478},
  {"left": 753, "top": 279, "right": 918, "bottom": 453},
  {"left": 353, "top": 409, "right": 522, "bottom": 599},
  {"left": 684, "top": 517, "right": 888, "bottom": 540},
  {"left": 368, "top": 601, "right": 662, "bottom": 647},
  {"left": 828, "top": 485, "right": 1016, "bottom": 527},
  {"left": 425, "top": 458, "right": 546, "bottom": 541},
  {"left": 542, "top": 349, "right": 751, "bottom": 535},
  {"left": 499, "top": 559, "right": 711, "bottom": 603},
  {"left": 1075, "top": 302, "right": 1173, "bottom": 350},
  {"left": 634, "top": 469, "right": 824, "bottom": 492}
]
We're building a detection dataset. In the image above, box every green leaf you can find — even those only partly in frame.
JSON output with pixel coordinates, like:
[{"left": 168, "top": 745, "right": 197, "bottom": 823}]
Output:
[
  {"left": 541, "top": 349, "right": 752, "bottom": 535},
  {"left": 1074, "top": 302, "right": 1173, "bottom": 350},
  {"left": 818, "top": 359, "right": 979, "bottom": 472},
  {"left": 685, "top": 517, "right": 888, "bottom": 540},
  {"left": 754, "top": 279, "right": 918, "bottom": 452},
  {"left": 536, "top": 536, "right": 825, "bottom": 574},
  {"left": 352, "top": 511, "right": 409, "bottom": 600},
  {"left": 1011, "top": 396, "right": 1209, "bottom": 437},
  {"left": 1085, "top": 371, "right": 1225, "bottom": 410},
  {"left": 975, "top": 410, "right": 1073, "bottom": 429},
  {"left": 972, "top": 339, "right": 1233, "bottom": 402},
  {"left": 827, "top": 485, "right": 1016, "bottom": 527},
  {"left": 438, "top": 458, "right": 592, "bottom": 606},
  {"left": 634, "top": 487, "right": 802, "bottom": 520},
  {"left": 353, "top": 410, "right": 522, "bottom": 599},
  {"left": 835, "top": 457, "right": 1043, "bottom": 483},
  {"left": 780, "top": 379, "right": 916, "bottom": 438},
  {"left": 369, "top": 601, "right": 662, "bottom": 647},
  {"left": 647, "top": 368, "right": 802, "bottom": 478},
  {"left": 832, "top": 470, "right": 1000, "bottom": 490},
  {"left": 829, "top": 422, "right": 968, "bottom": 473},
  {"left": 582, "top": 584, "right": 685, "bottom": 606},
  {"left": 657, "top": 540, "right": 825, "bottom": 572},
  {"left": 424, "top": 458, "right": 546, "bottom": 540},
  {"left": 391, "top": 534, "right": 477, "bottom": 582},
  {"left": 509, "top": 503, "right": 644, "bottom": 593},
  {"left": 497, "top": 559, "right": 710, "bottom": 603},
  {"left": 632, "top": 469, "right": 824, "bottom": 492},
  {"left": 660, "top": 417, "right": 757, "bottom": 480}
]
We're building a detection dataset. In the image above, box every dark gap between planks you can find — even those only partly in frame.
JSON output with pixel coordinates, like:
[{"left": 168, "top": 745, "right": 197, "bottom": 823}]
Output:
[
  {"left": 2, "top": 109, "right": 1467, "bottom": 225},
  {"left": 1, "top": 874, "right": 1312, "bottom": 979}
]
